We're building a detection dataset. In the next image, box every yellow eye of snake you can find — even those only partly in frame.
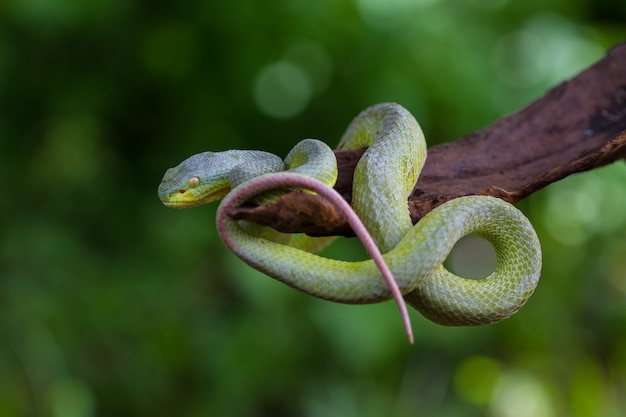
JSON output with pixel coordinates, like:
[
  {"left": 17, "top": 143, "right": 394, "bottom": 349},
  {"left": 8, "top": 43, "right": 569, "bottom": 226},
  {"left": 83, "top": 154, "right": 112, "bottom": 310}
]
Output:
[{"left": 187, "top": 176, "right": 200, "bottom": 189}]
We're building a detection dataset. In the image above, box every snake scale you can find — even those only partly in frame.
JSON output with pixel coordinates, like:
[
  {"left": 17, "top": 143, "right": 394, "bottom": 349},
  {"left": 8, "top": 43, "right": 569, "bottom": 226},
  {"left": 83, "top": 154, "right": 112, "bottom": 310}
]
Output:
[{"left": 158, "top": 103, "right": 542, "bottom": 343}]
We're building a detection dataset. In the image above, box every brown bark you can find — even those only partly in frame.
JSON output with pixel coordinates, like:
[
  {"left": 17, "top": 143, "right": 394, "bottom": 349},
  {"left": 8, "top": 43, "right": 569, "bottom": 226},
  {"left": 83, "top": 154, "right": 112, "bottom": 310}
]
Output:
[{"left": 229, "top": 42, "right": 626, "bottom": 237}]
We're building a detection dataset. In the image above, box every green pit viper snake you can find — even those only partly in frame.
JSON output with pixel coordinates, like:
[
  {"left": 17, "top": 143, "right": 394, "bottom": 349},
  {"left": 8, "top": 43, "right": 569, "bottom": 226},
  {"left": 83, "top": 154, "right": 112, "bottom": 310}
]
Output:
[{"left": 158, "top": 103, "right": 542, "bottom": 343}]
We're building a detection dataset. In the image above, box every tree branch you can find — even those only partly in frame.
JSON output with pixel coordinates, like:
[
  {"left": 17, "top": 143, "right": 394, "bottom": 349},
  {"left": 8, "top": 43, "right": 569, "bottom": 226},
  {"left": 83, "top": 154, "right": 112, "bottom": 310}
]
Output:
[{"left": 230, "top": 42, "right": 626, "bottom": 237}]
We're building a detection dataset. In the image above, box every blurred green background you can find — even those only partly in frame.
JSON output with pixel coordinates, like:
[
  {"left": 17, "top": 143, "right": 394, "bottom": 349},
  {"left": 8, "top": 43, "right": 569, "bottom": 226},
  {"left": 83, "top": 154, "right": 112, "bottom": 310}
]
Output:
[{"left": 1, "top": 0, "right": 626, "bottom": 416}]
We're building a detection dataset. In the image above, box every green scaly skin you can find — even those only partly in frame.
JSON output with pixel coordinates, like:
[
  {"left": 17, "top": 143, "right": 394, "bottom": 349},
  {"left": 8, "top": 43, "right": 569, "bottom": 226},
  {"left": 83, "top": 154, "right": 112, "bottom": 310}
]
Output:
[{"left": 158, "top": 103, "right": 542, "bottom": 339}]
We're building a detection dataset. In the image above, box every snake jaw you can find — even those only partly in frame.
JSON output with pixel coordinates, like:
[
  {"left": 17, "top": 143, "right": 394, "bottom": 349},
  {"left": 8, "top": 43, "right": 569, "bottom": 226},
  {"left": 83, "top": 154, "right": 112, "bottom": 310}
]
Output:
[
  {"left": 161, "top": 185, "right": 230, "bottom": 209},
  {"left": 160, "top": 191, "right": 197, "bottom": 209}
]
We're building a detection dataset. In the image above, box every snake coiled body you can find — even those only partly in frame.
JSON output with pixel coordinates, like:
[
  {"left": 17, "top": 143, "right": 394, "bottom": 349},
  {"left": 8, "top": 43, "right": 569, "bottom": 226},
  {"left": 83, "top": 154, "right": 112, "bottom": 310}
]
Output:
[{"left": 158, "top": 103, "right": 542, "bottom": 341}]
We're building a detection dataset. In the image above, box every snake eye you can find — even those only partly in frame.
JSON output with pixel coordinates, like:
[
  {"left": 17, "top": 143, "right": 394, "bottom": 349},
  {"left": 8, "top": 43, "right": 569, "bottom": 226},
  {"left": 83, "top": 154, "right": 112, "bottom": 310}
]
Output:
[{"left": 187, "top": 176, "right": 200, "bottom": 189}]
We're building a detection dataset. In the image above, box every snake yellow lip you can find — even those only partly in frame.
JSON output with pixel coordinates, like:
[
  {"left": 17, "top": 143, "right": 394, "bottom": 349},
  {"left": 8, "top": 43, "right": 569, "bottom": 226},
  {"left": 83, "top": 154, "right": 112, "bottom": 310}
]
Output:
[
  {"left": 161, "top": 198, "right": 186, "bottom": 208},
  {"left": 160, "top": 189, "right": 220, "bottom": 209},
  {"left": 160, "top": 189, "right": 194, "bottom": 208}
]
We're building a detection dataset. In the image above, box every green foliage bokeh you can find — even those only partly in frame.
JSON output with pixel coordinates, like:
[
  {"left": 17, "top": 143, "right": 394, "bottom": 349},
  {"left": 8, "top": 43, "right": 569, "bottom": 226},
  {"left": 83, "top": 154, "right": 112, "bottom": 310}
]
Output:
[{"left": 1, "top": 0, "right": 626, "bottom": 416}]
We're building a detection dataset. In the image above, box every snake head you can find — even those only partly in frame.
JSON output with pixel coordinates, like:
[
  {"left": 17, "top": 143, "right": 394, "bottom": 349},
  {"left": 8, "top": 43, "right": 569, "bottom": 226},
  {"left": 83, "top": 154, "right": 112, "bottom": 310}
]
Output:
[
  {"left": 158, "top": 149, "right": 285, "bottom": 209},
  {"left": 158, "top": 151, "right": 233, "bottom": 209}
]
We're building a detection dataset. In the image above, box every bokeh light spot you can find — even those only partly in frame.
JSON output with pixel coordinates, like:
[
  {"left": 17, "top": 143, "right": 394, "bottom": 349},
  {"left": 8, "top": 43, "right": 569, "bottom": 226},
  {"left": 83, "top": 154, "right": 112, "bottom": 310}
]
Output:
[
  {"left": 468, "top": 0, "right": 509, "bottom": 9},
  {"left": 354, "top": 0, "right": 439, "bottom": 30},
  {"left": 47, "top": 378, "right": 95, "bottom": 417},
  {"left": 543, "top": 187, "right": 596, "bottom": 246},
  {"left": 541, "top": 162, "right": 626, "bottom": 246},
  {"left": 253, "top": 61, "right": 312, "bottom": 119},
  {"left": 283, "top": 41, "right": 333, "bottom": 96},
  {"left": 454, "top": 355, "right": 502, "bottom": 405},
  {"left": 490, "top": 369, "right": 554, "bottom": 417},
  {"left": 5, "top": 0, "right": 82, "bottom": 27},
  {"left": 492, "top": 13, "right": 603, "bottom": 90}
]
